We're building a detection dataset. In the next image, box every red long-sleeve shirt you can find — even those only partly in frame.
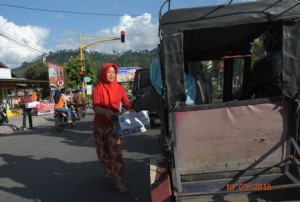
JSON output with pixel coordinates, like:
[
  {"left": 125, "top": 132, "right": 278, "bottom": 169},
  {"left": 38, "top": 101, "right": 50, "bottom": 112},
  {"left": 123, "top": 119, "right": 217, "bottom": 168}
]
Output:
[{"left": 92, "top": 84, "right": 129, "bottom": 125}]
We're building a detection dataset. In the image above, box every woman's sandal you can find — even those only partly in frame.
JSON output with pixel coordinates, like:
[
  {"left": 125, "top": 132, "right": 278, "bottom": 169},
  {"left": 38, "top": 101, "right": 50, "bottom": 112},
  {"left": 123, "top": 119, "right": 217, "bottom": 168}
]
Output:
[{"left": 117, "top": 184, "right": 128, "bottom": 194}]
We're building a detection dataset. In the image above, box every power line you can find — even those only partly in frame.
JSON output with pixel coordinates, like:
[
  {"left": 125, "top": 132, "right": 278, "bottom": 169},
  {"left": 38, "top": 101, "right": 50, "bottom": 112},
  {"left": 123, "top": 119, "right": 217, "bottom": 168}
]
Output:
[
  {"left": 0, "top": 32, "right": 45, "bottom": 54},
  {"left": 0, "top": 30, "right": 159, "bottom": 49},
  {"left": 0, "top": 3, "right": 158, "bottom": 18}
]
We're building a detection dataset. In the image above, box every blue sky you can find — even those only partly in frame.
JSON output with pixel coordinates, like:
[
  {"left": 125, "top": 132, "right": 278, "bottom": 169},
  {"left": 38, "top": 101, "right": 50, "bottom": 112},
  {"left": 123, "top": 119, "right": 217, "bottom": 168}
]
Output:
[{"left": 0, "top": 0, "right": 255, "bottom": 68}]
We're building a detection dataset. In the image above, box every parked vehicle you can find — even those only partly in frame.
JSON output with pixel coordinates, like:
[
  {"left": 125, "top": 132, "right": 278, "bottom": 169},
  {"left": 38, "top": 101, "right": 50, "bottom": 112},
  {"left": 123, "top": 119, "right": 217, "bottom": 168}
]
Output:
[
  {"left": 0, "top": 101, "right": 8, "bottom": 125},
  {"left": 132, "top": 68, "right": 160, "bottom": 127},
  {"left": 54, "top": 107, "right": 76, "bottom": 132},
  {"left": 151, "top": 0, "right": 300, "bottom": 201}
]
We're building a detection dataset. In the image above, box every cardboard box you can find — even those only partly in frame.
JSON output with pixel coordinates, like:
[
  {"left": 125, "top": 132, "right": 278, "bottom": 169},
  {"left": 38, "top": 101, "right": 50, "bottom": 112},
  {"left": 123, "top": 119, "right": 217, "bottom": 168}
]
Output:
[
  {"left": 25, "top": 101, "right": 40, "bottom": 109},
  {"left": 113, "top": 110, "right": 150, "bottom": 136}
]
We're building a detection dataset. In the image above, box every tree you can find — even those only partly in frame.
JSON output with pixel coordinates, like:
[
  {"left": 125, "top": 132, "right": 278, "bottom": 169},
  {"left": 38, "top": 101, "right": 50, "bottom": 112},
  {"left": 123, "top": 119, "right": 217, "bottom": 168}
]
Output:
[
  {"left": 24, "top": 61, "right": 48, "bottom": 80},
  {"left": 251, "top": 38, "right": 264, "bottom": 66},
  {"left": 63, "top": 56, "right": 97, "bottom": 89},
  {"left": 24, "top": 61, "right": 50, "bottom": 99}
]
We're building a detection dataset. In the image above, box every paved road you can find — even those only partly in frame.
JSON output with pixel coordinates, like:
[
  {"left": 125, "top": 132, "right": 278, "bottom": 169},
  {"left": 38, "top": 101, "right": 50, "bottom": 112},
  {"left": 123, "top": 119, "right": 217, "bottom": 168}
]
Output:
[{"left": 0, "top": 109, "right": 162, "bottom": 202}]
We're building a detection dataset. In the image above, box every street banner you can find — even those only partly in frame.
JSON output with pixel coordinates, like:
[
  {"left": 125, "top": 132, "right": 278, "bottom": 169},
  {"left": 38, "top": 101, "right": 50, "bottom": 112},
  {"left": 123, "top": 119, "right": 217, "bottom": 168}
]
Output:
[
  {"left": 86, "top": 85, "right": 92, "bottom": 95},
  {"left": 36, "top": 103, "right": 55, "bottom": 115},
  {"left": 48, "top": 62, "right": 64, "bottom": 90},
  {"left": 117, "top": 67, "right": 140, "bottom": 82}
]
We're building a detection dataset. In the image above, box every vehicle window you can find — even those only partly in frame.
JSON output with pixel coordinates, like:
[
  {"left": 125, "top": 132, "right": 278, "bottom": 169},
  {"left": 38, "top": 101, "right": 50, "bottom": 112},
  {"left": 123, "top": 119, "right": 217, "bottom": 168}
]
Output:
[
  {"left": 187, "top": 58, "right": 245, "bottom": 104},
  {"left": 139, "top": 71, "right": 151, "bottom": 89}
]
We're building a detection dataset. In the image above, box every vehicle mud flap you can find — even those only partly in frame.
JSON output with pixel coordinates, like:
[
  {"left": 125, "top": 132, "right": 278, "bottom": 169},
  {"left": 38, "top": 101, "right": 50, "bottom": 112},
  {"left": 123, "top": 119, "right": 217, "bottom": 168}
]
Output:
[{"left": 150, "top": 154, "right": 173, "bottom": 202}]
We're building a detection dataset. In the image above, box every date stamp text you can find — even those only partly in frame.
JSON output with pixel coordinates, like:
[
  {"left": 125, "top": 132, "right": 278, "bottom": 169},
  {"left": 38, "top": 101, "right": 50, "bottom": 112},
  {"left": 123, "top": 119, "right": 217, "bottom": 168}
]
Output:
[{"left": 226, "top": 183, "right": 272, "bottom": 191}]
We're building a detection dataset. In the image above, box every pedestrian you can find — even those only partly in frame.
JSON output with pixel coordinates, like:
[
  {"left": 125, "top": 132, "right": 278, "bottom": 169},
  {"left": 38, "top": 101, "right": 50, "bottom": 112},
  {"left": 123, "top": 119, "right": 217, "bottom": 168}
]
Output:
[
  {"left": 19, "top": 90, "right": 33, "bottom": 130},
  {"left": 31, "top": 89, "right": 38, "bottom": 101},
  {"left": 92, "top": 62, "right": 130, "bottom": 194}
]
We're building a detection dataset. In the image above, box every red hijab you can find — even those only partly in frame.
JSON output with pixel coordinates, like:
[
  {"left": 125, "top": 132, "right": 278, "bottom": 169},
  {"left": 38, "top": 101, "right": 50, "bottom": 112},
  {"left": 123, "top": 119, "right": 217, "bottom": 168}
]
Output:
[{"left": 96, "top": 63, "right": 119, "bottom": 111}]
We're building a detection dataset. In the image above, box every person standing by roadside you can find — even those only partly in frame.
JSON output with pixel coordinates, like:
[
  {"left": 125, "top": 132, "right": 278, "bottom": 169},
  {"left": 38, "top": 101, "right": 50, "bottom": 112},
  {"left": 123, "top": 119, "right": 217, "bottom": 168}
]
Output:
[
  {"left": 92, "top": 62, "right": 130, "bottom": 194},
  {"left": 19, "top": 90, "right": 33, "bottom": 130}
]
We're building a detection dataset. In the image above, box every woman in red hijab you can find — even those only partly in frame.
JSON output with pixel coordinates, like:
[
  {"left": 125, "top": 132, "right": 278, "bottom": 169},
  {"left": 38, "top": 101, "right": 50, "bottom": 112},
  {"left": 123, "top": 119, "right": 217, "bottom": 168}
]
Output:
[{"left": 92, "top": 63, "right": 130, "bottom": 194}]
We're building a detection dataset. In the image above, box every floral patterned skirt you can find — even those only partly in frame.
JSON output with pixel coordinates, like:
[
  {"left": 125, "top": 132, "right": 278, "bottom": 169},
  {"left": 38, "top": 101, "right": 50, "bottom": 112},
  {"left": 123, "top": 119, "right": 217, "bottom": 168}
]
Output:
[{"left": 93, "top": 122, "right": 124, "bottom": 183}]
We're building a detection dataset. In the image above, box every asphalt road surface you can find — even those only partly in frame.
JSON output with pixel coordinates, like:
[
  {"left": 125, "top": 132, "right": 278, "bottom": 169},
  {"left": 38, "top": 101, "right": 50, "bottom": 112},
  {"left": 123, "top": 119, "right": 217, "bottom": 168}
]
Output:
[{"left": 0, "top": 109, "right": 162, "bottom": 202}]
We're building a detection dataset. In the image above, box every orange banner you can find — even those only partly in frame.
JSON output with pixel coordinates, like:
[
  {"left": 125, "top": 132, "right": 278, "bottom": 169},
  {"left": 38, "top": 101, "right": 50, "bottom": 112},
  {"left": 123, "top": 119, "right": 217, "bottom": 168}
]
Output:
[{"left": 48, "top": 62, "right": 64, "bottom": 90}]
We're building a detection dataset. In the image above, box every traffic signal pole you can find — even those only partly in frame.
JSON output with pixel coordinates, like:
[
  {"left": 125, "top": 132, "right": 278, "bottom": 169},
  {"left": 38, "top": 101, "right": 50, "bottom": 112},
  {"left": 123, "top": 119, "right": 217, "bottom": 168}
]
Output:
[{"left": 79, "top": 31, "right": 125, "bottom": 96}]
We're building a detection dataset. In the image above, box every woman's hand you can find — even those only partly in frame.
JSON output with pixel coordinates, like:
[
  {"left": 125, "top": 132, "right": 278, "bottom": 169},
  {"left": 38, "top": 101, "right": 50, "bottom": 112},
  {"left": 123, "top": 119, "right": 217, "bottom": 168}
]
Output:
[
  {"left": 104, "top": 109, "right": 114, "bottom": 119},
  {"left": 123, "top": 110, "right": 130, "bottom": 114},
  {"left": 115, "top": 110, "right": 131, "bottom": 115}
]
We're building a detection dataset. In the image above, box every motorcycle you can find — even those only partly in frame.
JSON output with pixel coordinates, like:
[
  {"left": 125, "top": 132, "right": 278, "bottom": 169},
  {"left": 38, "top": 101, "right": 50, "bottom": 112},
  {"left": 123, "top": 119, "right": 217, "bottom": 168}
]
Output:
[
  {"left": 54, "top": 107, "right": 76, "bottom": 132},
  {"left": 0, "top": 101, "right": 9, "bottom": 125},
  {"left": 75, "top": 105, "right": 85, "bottom": 120},
  {"left": 73, "top": 101, "right": 85, "bottom": 121}
]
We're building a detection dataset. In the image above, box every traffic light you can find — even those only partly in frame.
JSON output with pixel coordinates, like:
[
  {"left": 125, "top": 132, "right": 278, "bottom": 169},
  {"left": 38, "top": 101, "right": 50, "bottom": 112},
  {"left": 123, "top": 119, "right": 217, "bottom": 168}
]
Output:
[
  {"left": 78, "top": 60, "right": 85, "bottom": 67},
  {"left": 80, "top": 70, "right": 84, "bottom": 81},
  {"left": 121, "top": 31, "right": 125, "bottom": 43}
]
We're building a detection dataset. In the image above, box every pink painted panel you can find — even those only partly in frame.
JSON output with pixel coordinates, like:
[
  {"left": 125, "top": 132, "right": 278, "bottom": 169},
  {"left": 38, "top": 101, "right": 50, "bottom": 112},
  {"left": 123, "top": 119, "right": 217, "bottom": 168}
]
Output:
[{"left": 173, "top": 101, "right": 289, "bottom": 175}]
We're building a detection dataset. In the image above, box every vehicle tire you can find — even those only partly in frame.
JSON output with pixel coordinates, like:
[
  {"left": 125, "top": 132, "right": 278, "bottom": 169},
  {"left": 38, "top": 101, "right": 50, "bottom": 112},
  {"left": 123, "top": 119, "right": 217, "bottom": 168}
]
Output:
[
  {"left": 82, "top": 109, "right": 85, "bottom": 119},
  {"left": 77, "top": 109, "right": 83, "bottom": 120},
  {"left": 55, "top": 117, "right": 64, "bottom": 132},
  {"left": 71, "top": 116, "right": 76, "bottom": 127},
  {"left": 76, "top": 110, "right": 80, "bottom": 121},
  {"left": 0, "top": 114, "right": 4, "bottom": 125}
]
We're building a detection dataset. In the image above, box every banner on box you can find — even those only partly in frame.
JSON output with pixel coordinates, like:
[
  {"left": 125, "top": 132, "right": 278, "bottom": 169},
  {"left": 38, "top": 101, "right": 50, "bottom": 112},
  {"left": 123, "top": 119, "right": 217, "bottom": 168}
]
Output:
[
  {"left": 114, "top": 111, "right": 150, "bottom": 136},
  {"left": 36, "top": 103, "right": 55, "bottom": 115}
]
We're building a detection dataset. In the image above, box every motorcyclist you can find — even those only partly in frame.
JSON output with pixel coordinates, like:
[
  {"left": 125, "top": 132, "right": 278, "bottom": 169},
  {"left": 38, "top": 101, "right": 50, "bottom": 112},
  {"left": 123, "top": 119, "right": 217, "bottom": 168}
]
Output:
[
  {"left": 53, "top": 89, "right": 73, "bottom": 124},
  {"left": 72, "top": 89, "right": 86, "bottom": 111}
]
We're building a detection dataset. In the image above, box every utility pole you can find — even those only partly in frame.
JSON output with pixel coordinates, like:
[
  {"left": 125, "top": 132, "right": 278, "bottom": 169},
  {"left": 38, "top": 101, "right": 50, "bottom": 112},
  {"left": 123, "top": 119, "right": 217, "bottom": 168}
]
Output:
[{"left": 79, "top": 31, "right": 125, "bottom": 96}]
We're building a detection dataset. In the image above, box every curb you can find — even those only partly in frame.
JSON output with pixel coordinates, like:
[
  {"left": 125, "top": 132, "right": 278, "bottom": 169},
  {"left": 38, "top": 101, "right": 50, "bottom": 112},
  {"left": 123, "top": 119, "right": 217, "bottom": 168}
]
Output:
[{"left": 0, "top": 113, "right": 54, "bottom": 134}]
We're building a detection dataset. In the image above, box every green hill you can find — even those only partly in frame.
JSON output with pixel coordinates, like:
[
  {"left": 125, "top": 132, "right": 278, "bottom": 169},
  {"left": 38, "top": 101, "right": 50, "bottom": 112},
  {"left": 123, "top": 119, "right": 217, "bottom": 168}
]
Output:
[{"left": 12, "top": 48, "right": 158, "bottom": 77}]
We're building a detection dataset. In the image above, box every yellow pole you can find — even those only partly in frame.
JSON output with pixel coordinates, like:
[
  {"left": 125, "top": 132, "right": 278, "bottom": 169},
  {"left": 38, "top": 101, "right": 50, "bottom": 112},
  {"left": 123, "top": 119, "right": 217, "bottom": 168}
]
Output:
[
  {"left": 79, "top": 32, "right": 122, "bottom": 97},
  {"left": 79, "top": 32, "right": 86, "bottom": 96},
  {"left": 79, "top": 32, "right": 84, "bottom": 61}
]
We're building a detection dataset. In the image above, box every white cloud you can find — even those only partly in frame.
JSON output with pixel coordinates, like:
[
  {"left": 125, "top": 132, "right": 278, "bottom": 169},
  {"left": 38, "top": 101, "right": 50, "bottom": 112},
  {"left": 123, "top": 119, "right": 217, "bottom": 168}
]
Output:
[
  {"left": 77, "top": 13, "right": 159, "bottom": 54},
  {"left": 0, "top": 13, "right": 158, "bottom": 68},
  {"left": 0, "top": 16, "right": 49, "bottom": 68},
  {"left": 55, "top": 13, "right": 159, "bottom": 58}
]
